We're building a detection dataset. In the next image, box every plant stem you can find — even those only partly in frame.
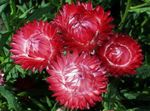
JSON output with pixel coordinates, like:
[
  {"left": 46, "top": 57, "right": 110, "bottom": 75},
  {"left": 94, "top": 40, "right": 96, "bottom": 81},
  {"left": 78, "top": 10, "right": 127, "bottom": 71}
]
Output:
[
  {"left": 130, "top": 2, "right": 149, "bottom": 9},
  {"left": 119, "top": 0, "right": 131, "bottom": 30},
  {"left": 9, "top": 0, "right": 16, "bottom": 16}
]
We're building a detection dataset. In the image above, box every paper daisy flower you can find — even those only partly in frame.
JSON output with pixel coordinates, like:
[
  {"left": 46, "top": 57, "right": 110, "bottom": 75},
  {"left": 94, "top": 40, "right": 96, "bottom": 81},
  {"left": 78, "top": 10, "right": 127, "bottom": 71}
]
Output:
[
  {"left": 10, "top": 20, "right": 61, "bottom": 71},
  {"left": 53, "top": 2, "right": 113, "bottom": 52},
  {"left": 47, "top": 51, "right": 108, "bottom": 109},
  {"left": 97, "top": 33, "right": 143, "bottom": 76}
]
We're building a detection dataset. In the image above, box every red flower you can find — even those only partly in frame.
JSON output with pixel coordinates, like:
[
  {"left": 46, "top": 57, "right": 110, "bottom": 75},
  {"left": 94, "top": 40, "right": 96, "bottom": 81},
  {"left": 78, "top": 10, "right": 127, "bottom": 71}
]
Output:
[
  {"left": 97, "top": 34, "right": 143, "bottom": 76},
  {"left": 47, "top": 51, "right": 107, "bottom": 109},
  {"left": 10, "top": 20, "right": 61, "bottom": 71},
  {"left": 78, "top": 2, "right": 114, "bottom": 38},
  {"left": 53, "top": 2, "right": 113, "bottom": 52}
]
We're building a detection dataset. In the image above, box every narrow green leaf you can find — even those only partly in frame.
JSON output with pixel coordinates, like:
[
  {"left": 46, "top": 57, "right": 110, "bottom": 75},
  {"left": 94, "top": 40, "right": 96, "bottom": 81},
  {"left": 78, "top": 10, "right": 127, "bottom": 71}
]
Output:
[
  {"left": 1, "top": 12, "right": 10, "bottom": 31},
  {"left": 51, "top": 102, "right": 58, "bottom": 111},
  {"left": 16, "top": 5, "right": 27, "bottom": 13},
  {"left": 144, "top": 0, "right": 150, "bottom": 3},
  {"left": 15, "top": 65, "right": 26, "bottom": 75},
  {"left": 0, "top": 30, "right": 10, "bottom": 34},
  {"left": 119, "top": 0, "right": 131, "bottom": 30},
  {"left": 124, "top": 92, "right": 139, "bottom": 99},
  {"left": 30, "top": 98, "right": 47, "bottom": 111},
  {"left": 46, "top": 96, "right": 52, "bottom": 108},
  {"left": 9, "top": 0, "right": 16, "bottom": 16},
  {"left": 0, "top": 3, "right": 8, "bottom": 14},
  {"left": 103, "top": 83, "right": 117, "bottom": 110},
  {"left": 0, "top": 86, "right": 22, "bottom": 111},
  {"left": 129, "top": 7, "right": 150, "bottom": 14},
  {"left": 27, "top": 6, "right": 53, "bottom": 21},
  {"left": 19, "top": 7, "right": 33, "bottom": 19},
  {"left": 17, "top": 91, "right": 28, "bottom": 97},
  {"left": 136, "top": 65, "right": 150, "bottom": 79},
  {"left": 127, "top": 108, "right": 150, "bottom": 111},
  {"left": 0, "top": 0, "right": 9, "bottom": 6}
]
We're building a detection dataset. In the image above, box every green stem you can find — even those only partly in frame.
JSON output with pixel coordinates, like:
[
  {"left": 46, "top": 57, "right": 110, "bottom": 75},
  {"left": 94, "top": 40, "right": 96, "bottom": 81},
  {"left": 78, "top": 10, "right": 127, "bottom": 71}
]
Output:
[
  {"left": 130, "top": 2, "right": 149, "bottom": 9},
  {"left": 141, "top": 17, "right": 148, "bottom": 27},
  {"left": 119, "top": 0, "right": 131, "bottom": 30},
  {"left": 9, "top": 0, "right": 16, "bottom": 16}
]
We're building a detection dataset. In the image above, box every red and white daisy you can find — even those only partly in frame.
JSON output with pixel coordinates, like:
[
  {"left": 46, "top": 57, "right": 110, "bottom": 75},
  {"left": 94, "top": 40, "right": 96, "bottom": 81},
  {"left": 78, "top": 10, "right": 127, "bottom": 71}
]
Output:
[
  {"left": 97, "top": 33, "right": 143, "bottom": 76},
  {"left": 78, "top": 2, "right": 114, "bottom": 38},
  {"left": 53, "top": 2, "right": 113, "bottom": 52},
  {"left": 10, "top": 20, "right": 61, "bottom": 71},
  {"left": 47, "top": 51, "right": 108, "bottom": 109}
]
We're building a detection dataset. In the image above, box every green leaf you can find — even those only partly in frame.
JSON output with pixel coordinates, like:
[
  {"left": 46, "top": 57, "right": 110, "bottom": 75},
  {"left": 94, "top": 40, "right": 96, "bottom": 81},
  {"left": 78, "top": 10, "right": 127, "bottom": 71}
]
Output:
[
  {"left": 0, "top": 86, "right": 22, "bottom": 111},
  {"left": 0, "top": 0, "right": 9, "bottom": 6},
  {"left": 0, "top": 3, "right": 8, "bottom": 14},
  {"left": 129, "top": 7, "right": 150, "bottom": 14},
  {"left": 123, "top": 92, "right": 139, "bottom": 99},
  {"left": 46, "top": 96, "right": 52, "bottom": 108},
  {"left": 144, "top": 0, "right": 150, "bottom": 3},
  {"left": 1, "top": 12, "right": 10, "bottom": 31},
  {"left": 65, "top": 0, "right": 72, "bottom": 4},
  {"left": 136, "top": 65, "right": 150, "bottom": 79},
  {"left": 114, "top": 101, "right": 126, "bottom": 111},
  {"left": 127, "top": 108, "right": 150, "bottom": 111},
  {"left": 19, "top": 7, "right": 33, "bottom": 19},
  {"left": 103, "top": 83, "right": 118, "bottom": 110},
  {"left": 51, "top": 102, "right": 58, "bottom": 111},
  {"left": 139, "top": 34, "right": 150, "bottom": 45},
  {"left": 9, "top": 0, "right": 16, "bottom": 16},
  {"left": 15, "top": 65, "right": 26, "bottom": 76},
  {"left": 30, "top": 98, "right": 47, "bottom": 111},
  {"left": 129, "top": 2, "right": 150, "bottom": 15},
  {"left": 16, "top": 5, "right": 27, "bottom": 13},
  {"left": 27, "top": 6, "right": 54, "bottom": 21}
]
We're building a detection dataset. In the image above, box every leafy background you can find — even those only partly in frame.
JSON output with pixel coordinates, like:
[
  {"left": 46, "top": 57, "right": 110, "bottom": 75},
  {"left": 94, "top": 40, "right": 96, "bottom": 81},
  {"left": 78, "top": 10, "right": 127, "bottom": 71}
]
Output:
[{"left": 0, "top": 0, "right": 150, "bottom": 111}]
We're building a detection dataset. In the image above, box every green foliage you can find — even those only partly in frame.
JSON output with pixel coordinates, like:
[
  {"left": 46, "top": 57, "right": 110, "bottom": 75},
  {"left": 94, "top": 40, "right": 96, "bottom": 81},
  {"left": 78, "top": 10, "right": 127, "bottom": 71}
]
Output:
[
  {"left": 0, "top": 86, "right": 22, "bottom": 111},
  {"left": 0, "top": 0, "right": 150, "bottom": 111},
  {"left": 136, "top": 65, "right": 150, "bottom": 79},
  {"left": 103, "top": 83, "right": 126, "bottom": 111}
]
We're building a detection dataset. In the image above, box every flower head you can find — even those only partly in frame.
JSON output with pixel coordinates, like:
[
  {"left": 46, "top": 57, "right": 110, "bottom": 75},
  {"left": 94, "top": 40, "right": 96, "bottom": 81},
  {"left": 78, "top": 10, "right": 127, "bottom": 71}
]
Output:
[
  {"left": 78, "top": 2, "right": 114, "bottom": 37},
  {"left": 97, "top": 34, "right": 143, "bottom": 76},
  {"left": 53, "top": 2, "right": 113, "bottom": 52},
  {"left": 47, "top": 51, "right": 107, "bottom": 109},
  {"left": 10, "top": 20, "right": 61, "bottom": 71},
  {"left": 0, "top": 71, "right": 4, "bottom": 85}
]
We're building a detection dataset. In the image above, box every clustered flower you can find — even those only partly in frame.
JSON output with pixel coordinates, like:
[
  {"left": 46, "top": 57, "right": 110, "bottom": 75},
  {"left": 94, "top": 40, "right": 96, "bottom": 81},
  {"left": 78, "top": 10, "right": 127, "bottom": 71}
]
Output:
[{"left": 10, "top": 2, "right": 143, "bottom": 110}]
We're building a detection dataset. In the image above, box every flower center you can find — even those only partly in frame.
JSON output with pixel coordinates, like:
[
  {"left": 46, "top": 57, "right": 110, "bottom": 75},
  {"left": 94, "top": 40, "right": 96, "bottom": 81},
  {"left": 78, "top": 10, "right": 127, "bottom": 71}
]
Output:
[
  {"left": 68, "top": 14, "right": 96, "bottom": 45},
  {"left": 105, "top": 43, "right": 132, "bottom": 67},
  {"left": 24, "top": 33, "right": 52, "bottom": 59},
  {"left": 62, "top": 63, "right": 94, "bottom": 93}
]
